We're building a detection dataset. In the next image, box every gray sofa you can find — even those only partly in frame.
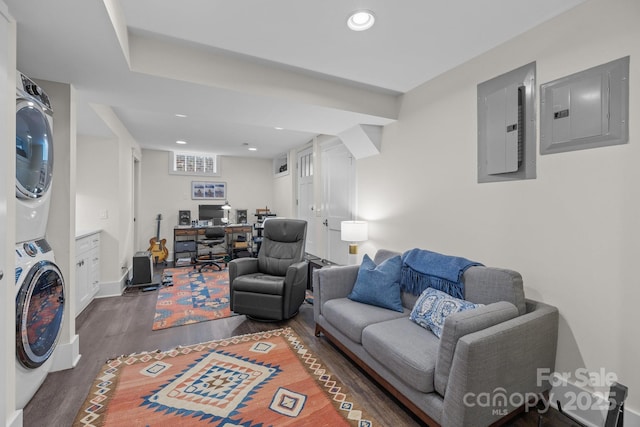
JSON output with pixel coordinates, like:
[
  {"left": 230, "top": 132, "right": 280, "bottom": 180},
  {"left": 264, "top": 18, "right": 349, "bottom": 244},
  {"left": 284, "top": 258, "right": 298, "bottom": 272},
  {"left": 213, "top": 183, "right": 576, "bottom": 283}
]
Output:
[{"left": 313, "top": 249, "right": 559, "bottom": 427}]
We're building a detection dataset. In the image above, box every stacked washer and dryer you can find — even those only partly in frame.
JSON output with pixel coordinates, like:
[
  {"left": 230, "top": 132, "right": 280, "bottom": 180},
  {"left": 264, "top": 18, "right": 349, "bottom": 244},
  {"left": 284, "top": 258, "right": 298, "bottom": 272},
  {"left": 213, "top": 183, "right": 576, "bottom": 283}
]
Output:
[{"left": 14, "top": 71, "right": 66, "bottom": 409}]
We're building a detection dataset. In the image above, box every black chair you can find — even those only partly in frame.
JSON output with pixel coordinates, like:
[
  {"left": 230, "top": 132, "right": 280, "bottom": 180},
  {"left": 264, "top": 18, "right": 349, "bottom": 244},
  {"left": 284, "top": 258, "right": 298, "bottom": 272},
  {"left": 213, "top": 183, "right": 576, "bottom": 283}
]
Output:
[
  {"left": 195, "top": 226, "right": 227, "bottom": 272},
  {"left": 229, "top": 219, "right": 307, "bottom": 321}
]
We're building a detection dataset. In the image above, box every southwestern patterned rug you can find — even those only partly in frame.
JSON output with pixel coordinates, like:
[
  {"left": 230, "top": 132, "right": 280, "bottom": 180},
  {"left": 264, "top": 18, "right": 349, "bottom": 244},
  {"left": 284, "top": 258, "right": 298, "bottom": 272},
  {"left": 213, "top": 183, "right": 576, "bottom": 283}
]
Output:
[
  {"left": 73, "top": 328, "right": 375, "bottom": 426},
  {"left": 153, "top": 268, "right": 233, "bottom": 331}
]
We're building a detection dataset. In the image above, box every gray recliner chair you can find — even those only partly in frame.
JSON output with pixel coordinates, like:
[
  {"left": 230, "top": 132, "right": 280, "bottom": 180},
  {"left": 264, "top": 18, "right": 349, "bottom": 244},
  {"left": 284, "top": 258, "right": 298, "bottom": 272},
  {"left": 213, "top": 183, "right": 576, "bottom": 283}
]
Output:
[{"left": 229, "top": 218, "right": 307, "bottom": 321}]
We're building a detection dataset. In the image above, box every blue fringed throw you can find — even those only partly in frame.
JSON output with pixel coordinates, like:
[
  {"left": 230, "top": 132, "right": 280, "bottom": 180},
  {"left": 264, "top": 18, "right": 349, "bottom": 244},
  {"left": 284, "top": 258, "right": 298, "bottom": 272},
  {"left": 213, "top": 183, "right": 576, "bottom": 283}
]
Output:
[{"left": 400, "top": 249, "right": 483, "bottom": 298}]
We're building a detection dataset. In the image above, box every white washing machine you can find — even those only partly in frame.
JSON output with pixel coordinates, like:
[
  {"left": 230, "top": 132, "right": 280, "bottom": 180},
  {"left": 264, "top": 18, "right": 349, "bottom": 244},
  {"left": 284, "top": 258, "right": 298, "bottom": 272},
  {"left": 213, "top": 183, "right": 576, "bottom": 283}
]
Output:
[
  {"left": 14, "top": 238, "right": 65, "bottom": 409},
  {"left": 16, "top": 71, "right": 54, "bottom": 244}
]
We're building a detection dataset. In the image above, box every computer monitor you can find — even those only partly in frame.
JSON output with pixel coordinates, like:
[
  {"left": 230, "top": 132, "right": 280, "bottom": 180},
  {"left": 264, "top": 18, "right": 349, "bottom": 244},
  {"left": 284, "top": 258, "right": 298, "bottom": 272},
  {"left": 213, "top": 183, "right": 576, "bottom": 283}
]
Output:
[{"left": 198, "top": 204, "right": 225, "bottom": 225}]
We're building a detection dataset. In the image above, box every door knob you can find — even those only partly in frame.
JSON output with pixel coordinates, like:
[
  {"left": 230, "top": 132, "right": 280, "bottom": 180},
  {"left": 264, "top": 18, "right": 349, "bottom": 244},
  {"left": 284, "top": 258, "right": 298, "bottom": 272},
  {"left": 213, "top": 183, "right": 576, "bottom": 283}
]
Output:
[{"left": 322, "top": 219, "right": 328, "bottom": 226}]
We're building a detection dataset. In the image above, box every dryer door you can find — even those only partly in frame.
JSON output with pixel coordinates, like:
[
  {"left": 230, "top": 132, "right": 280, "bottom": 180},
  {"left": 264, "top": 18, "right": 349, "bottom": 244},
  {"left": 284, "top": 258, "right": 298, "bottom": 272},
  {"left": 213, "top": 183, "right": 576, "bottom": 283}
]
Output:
[
  {"left": 16, "top": 260, "right": 65, "bottom": 369},
  {"left": 16, "top": 98, "right": 54, "bottom": 199}
]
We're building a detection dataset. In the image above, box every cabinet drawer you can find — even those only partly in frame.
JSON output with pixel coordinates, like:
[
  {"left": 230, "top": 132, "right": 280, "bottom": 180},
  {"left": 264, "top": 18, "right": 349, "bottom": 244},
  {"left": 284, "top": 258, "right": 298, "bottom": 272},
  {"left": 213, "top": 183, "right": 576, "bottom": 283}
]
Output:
[{"left": 176, "top": 241, "right": 197, "bottom": 252}]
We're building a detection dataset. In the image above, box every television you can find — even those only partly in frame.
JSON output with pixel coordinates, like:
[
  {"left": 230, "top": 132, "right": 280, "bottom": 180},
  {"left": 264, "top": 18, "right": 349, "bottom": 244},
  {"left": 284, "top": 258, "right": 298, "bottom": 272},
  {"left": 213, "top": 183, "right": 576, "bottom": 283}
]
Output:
[{"left": 198, "top": 204, "right": 225, "bottom": 225}]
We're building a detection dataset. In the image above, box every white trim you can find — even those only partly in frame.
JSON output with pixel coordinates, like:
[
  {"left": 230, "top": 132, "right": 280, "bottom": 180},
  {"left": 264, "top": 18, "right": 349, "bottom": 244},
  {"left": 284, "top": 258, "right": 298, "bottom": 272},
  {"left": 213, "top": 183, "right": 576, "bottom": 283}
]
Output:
[
  {"left": 7, "top": 410, "right": 22, "bottom": 427},
  {"left": 96, "top": 270, "right": 128, "bottom": 298},
  {"left": 50, "top": 334, "right": 80, "bottom": 372}
]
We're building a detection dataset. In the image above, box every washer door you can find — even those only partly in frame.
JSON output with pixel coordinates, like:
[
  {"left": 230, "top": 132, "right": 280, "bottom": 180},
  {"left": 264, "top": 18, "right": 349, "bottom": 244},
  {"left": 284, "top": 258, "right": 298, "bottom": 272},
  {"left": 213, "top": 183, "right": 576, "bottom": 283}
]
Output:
[
  {"left": 16, "top": 260, "right": 65, "bottom": 369},
  {"left": 16, "top": 98, "right": 54, "bottom": 199}
]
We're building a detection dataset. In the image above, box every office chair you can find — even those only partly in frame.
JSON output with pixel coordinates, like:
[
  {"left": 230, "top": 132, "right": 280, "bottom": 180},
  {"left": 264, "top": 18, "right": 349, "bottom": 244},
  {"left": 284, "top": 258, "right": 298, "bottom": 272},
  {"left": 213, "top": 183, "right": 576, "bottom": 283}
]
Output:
[
  {"left": 229, "top": 218, "right": 307, "bottom": 321},
  {"left": 195, "top": 226, "right": 227, "bottom": 272}
]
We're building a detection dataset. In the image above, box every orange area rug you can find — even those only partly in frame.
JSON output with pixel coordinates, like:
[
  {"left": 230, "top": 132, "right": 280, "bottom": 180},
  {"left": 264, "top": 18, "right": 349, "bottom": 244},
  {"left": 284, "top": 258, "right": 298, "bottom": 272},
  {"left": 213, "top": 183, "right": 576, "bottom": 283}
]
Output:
[
  {"left": 73, "top": 328, "right": 375, "bottom": 426},
  {"left": 152, "top": 267, "right": 233, "bottom": 331}
]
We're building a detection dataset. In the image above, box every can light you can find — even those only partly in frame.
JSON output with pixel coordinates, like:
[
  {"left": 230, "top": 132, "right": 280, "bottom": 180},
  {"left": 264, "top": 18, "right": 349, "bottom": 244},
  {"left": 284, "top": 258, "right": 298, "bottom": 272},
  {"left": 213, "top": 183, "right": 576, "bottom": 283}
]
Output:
[
  {"left": 347, "top": 10, "right": 375, "bottom": 31},
  {"left": 176, "top": 140, "right": 187, "bottom": 145}
]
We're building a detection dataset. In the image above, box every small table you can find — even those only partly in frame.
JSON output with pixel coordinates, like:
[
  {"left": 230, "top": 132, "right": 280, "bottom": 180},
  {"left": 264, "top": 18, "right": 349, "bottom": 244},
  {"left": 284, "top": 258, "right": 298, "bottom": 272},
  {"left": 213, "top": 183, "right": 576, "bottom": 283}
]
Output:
[{"left": 305, "top": 254, "right": 339, "bottom": 290}]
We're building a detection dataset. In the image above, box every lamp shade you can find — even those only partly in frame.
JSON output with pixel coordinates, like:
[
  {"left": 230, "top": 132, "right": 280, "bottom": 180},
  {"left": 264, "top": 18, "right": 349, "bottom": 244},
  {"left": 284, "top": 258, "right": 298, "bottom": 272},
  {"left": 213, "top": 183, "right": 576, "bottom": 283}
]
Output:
[
  {"left": 221, "top": 201, "right": 231, "bottom": 210},
  {"left": 341, "top": 221, "right": 368, "bottom": 242}
]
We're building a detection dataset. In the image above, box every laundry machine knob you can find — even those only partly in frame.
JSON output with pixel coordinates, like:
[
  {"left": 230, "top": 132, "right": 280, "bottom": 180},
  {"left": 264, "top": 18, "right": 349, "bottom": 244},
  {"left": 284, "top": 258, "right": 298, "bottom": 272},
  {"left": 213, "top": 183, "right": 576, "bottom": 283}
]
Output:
[{"left": 23, "top": 242, "right": 38, "bottom": 257}]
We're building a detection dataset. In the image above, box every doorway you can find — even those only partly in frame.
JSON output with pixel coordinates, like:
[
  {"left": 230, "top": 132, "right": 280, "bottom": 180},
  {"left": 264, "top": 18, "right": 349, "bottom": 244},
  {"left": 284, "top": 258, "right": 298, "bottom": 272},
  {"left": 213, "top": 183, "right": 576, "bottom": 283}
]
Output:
[
  {"left": 297, "top": 147, "right": 316, "bottom": 255},
  {"left": 321, "top": 140, "right": 354, "bottom": 265}
]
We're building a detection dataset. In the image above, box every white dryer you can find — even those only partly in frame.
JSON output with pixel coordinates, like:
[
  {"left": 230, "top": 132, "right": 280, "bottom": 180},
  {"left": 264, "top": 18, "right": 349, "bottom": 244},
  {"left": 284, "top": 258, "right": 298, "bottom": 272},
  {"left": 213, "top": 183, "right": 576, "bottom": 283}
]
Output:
[
  {"left": 14, "top": 238, "right": 65, "bottom": 409},
  {"left": 15, "top": 71, "right": 54, "bottom": 244}
]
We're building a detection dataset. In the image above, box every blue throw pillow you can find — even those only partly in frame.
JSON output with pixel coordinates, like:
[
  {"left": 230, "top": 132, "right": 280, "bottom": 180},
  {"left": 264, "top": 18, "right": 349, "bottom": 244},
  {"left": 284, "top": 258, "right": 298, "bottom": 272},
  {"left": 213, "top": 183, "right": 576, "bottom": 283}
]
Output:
[
  {"left": 409, "top": 287, "right": 483, "bottom": 338},
  {"left": 348, "top": 254, "right": 404, "bottom": 312}
]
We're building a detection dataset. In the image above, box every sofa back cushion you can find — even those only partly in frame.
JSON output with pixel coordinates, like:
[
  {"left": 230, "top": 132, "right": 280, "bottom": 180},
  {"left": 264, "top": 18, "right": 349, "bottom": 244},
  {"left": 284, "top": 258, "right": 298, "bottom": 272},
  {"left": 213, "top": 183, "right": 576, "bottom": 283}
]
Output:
[
  {"left": 434, "top": 301, "right": 519, "bottom": 396},
  {"left": 462, "top": 267, "right": 526, "bottom": 315}
]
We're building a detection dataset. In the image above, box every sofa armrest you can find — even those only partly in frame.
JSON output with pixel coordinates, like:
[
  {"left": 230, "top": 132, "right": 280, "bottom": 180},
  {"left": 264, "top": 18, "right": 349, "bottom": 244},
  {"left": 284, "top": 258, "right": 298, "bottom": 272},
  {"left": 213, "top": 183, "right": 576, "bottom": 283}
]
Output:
[
  {"left": 229, "top": 257, "right": 259, "bottom": 284},
  {"left": 441, "top": 300, "right": 559, "bottom": 427},
  {"left": 282, "top": 261, "right": 308, "bottom": 318},
  {"left": 313, "top": 264, "right": 359, "bottom": 322}
]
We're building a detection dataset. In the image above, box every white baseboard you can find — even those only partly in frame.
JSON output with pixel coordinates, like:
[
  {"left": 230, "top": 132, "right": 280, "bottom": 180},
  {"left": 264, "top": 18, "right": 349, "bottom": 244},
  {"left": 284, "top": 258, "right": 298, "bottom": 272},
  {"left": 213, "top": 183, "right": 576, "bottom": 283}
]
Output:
[
  {"left": 549, "top": 374, "right": 638, "bottom": 427},
  {"left": 96, "top": 269, "right": 129, "bottom": 298},
  {"left": 7, "top": 409, "right": 22, "bottom": 427},
  {"left": 50, "top": 334, "right": 80, "bottom": 372}
]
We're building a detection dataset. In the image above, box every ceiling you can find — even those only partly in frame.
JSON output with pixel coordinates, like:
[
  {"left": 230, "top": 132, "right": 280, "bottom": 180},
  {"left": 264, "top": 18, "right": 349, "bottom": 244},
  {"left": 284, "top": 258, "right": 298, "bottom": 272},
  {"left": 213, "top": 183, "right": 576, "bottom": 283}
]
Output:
[{"left": 6, "top": 0, "right": 586, "bottom": 159}]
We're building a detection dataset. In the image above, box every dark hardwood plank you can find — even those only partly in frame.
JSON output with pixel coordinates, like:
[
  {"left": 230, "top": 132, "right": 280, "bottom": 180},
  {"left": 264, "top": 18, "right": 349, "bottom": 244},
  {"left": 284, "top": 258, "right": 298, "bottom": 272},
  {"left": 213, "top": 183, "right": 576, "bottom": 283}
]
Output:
[{"left": 22, "top": 275, "right": 570, "bottom": 427}]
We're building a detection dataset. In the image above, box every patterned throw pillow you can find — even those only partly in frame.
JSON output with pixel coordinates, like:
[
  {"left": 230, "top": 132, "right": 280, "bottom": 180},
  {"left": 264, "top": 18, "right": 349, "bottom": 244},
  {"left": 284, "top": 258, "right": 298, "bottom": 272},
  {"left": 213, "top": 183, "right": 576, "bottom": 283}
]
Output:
[
  {"left": 348, "top": 254, "right": 404, "bottom": 312},
  {"left": 409, "top": 287, "right": 483, "bottom": 338}
]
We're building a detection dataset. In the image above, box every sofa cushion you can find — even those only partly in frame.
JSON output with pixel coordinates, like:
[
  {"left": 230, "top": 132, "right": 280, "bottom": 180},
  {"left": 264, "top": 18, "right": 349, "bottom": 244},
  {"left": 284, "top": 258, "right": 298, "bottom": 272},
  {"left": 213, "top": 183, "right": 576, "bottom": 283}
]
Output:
[
  {"left": 348, "top": 254, "right": 403, "bottom": 312},
  {"left": 409, "top": 288, "right": 483, "bottom": 338},
  {"left": 362, "top": 317, "right": 439, "bottom": 393},
  {"left": 463, "top": 267, "right": 526, "bottom": 315},
  {"left": 434, "top": 301, "right": 519, "bottom": 396},
  {"left": 322, "top": 298, "right": 408, "bottom": 344}
]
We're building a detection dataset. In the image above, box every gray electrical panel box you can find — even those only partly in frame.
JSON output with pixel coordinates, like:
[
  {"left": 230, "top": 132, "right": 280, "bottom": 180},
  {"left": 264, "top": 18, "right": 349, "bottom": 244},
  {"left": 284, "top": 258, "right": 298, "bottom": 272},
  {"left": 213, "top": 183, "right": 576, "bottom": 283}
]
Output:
[
  {"left": 478, "top": 62, "right": 536, "bottom": 183},
  {"left": 540, "top": 56, "right": 629, "bottom": 155}
]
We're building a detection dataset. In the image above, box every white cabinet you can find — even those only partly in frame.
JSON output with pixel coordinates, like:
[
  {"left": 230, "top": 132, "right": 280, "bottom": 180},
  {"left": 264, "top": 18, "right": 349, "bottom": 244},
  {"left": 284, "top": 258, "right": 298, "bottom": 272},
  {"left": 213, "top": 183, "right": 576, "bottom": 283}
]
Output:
[{"left": 76, "top": 231, "right": 100, "bottom": 316}]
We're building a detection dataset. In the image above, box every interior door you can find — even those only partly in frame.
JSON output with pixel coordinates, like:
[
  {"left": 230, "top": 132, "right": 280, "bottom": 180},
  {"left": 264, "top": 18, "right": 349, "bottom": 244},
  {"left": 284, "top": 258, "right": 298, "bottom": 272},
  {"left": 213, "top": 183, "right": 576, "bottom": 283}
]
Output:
[
  {"left": 297, "top": 147, "right": 316, "bottom": 255},
  {"left": 321, "top": 141, "right": 354, "bottom": 265}
]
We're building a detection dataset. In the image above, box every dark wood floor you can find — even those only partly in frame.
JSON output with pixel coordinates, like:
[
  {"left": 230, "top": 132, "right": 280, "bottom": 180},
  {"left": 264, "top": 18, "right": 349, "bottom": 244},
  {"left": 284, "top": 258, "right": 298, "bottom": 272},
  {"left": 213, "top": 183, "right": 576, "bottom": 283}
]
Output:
[{"left": 23, "top": 269, "right": 576, "bottom": 427}]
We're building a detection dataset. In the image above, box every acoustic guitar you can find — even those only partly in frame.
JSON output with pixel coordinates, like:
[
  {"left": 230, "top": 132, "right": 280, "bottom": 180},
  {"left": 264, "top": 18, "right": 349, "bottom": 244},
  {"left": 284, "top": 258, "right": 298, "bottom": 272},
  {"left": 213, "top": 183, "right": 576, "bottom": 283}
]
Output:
[{"left": 148, "top": 214, "right": 168, "bottom": 264}]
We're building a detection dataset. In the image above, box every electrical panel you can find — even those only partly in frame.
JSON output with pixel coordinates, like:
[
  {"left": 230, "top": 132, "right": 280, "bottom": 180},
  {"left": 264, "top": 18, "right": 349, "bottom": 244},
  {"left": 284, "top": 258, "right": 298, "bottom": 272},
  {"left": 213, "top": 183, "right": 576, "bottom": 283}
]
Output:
[
  {"left": 478, "top": 62, "right": 536, "bottom": 183},
  {"left": 540, "top": 56, "right": 629, "bottom": 155}
]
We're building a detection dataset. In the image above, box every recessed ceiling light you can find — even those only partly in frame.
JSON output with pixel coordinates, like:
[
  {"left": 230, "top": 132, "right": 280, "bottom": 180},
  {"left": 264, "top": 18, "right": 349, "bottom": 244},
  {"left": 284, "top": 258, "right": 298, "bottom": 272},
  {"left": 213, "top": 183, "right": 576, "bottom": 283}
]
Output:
[
  {"left": 175, "top": 114, "right": 187, "bottom": 118},
  {"left": 248, "top": 147, "right": 257, "bottom": 151},
  {"left": 274, "top": 127, "right": 284, "bottom": 130},
  {"left": 347, "top": 10, "right": 375, "bottom": 31},
  {"left": 176, "top": 140, "right": 187, "bottom": 145}
]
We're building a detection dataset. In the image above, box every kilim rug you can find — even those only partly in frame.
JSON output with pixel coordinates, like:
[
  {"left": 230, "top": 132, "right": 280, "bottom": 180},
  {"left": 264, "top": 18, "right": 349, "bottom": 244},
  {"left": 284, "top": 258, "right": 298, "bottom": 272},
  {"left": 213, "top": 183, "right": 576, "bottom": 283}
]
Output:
[
  {"left": 73, "top": 327, "right": 375, "bottom": 426},
  {"left": 153, "top": 267, "right": 233, "bottom": 331}
]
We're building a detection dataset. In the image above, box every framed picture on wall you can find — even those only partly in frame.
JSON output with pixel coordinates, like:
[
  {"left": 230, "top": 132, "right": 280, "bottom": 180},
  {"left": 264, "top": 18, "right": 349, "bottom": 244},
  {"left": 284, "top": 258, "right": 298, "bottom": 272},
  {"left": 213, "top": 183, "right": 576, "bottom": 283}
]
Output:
[{"left": 191, "top": 181, "right": 226, "bottom": 200}]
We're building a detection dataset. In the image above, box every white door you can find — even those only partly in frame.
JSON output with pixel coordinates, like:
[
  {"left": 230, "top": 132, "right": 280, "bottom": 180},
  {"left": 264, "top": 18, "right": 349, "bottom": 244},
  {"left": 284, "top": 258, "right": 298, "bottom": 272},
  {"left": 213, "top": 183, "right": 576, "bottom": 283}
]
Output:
[
  {"left": 321, "top": 141, "right": 354, "bottom": 265},
  {"left": 297, "top": 147, "right": 316, "bottom": 255}
]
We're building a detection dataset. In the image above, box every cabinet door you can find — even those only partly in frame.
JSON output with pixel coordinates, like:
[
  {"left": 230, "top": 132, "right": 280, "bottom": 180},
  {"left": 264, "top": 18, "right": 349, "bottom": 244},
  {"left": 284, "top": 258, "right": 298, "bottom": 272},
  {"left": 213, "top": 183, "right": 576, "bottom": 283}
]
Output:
[
  {"left": 89, "top": 247, "right": 100, "bottom": 294},
  {"left": 75, "top": 254, "right": 89, "bottom": 315}
]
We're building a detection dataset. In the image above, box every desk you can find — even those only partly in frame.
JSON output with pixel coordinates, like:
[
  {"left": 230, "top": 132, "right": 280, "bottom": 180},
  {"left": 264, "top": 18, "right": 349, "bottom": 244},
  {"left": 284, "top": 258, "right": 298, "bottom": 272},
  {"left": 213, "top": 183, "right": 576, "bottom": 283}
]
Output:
[{"left": 173, "top": 225, "right": 254, "bottom": 264}]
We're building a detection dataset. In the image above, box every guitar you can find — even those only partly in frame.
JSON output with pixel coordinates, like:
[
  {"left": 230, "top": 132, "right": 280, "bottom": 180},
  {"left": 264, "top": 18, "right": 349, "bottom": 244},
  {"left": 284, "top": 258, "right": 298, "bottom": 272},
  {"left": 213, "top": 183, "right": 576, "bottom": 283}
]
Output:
[{"left": 148, "top": 214, "right": 168, "bottom": 264}]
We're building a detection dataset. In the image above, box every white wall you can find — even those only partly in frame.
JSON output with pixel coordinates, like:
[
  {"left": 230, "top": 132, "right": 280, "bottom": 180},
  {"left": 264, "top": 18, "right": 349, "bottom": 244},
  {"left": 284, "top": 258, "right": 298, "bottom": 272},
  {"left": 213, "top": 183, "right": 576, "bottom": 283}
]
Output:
[
  {"left": 76, "top": 135, "right": 120, "bottom": 283},
  {"left": 139, "top": 149, "right": 273, "bottom": 258},
  {"left": 37, "top": 79, "right": 80, "bottom": 373},
  {"left": 272, "top": 149, "right": 295, "bottom": 218},
  {"left": 357, "top": 0, "right": 639, "bottom": 417},
  {"left": 77, "top": 105, "right": 141, "bottom": 292}
]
